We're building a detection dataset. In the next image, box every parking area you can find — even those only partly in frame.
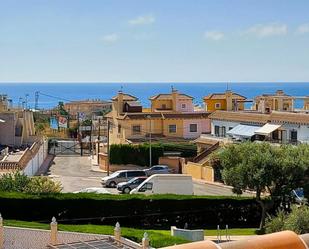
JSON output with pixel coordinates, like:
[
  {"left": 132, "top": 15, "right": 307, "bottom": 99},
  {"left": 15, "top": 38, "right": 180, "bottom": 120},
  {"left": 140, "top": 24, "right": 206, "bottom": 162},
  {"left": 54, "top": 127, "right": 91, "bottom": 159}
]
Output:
[{"left": 46, "top": 155, "right": 253, "bottom": 196}]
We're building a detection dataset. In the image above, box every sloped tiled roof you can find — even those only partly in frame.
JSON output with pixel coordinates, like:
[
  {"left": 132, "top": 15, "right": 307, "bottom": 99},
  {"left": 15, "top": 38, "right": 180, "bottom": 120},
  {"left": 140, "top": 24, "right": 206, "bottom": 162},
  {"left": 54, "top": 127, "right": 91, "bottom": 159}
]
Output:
[
  {"left": 111, "top": 93, "right": 137, "bottom": 101},
  {"left": 123, "top": 112, "right": 210, "bottom": 120},
  {"left": 149, "top": 93, "right": 193, "bottom": 100},
  {"left": 270, "top": 111, "right": 309, "bottom": 125},
  {"left": 209, "top": 111, "right": 269, "bottom": 124},
  {"left": 204, "top": 93, "right": 246, "bottom": 100}
]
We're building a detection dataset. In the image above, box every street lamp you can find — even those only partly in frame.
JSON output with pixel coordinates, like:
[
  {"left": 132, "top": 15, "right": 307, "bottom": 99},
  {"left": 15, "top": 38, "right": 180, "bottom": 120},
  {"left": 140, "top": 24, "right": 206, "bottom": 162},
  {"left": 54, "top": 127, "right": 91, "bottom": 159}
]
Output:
[{"left": 147, "top": 115, "right": 152, "bottom": 167}]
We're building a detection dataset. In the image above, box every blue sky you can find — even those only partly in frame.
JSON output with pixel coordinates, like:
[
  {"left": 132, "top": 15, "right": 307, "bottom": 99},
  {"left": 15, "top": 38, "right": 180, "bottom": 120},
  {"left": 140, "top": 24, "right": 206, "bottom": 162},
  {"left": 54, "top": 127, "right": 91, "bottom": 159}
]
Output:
[{"left": 0, "top": 0, "right": 309, "bottom": 82}]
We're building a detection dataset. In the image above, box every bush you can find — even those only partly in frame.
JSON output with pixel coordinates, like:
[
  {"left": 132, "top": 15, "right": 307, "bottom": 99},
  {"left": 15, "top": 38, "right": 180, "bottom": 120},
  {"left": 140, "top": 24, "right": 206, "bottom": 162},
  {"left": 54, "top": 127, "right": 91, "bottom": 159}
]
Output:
[
  {"left": 25, "top": 176, "right": 62, "bottom": 194},
  {"left": 0, "top": 192, "right": 263, "bottom": 229},
  {"left": 0, "top": 172, "right": 62, "bottom": 194},
  {"left": 265, "top": 205, "right": 309, "bottom": 234},
  {"left": 110, "top": 142, "right": 197, "bottom": 166},
  {"left": 0, "top": 172, "right": 30, "bottom": 192}
]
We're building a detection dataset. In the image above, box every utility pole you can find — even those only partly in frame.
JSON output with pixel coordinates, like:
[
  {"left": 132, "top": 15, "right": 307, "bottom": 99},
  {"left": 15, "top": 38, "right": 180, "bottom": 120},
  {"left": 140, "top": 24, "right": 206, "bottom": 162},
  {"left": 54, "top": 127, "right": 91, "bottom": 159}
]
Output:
[
  {"left": 147, "top": 115, "right": 152, "bottom": 167},
  {"left": 106, "top": 120, "right": 110, "bottom": 176},
  {"left": 97, "top": 118, "right": 101, "bottom": 165}
]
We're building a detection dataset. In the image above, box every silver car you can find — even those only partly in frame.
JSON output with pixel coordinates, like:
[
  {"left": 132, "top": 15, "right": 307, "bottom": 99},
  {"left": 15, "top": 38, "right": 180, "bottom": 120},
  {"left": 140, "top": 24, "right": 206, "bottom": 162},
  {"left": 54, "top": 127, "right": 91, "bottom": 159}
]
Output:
[
  {"left": 101, "top": 170, "right": 147, "bottom": 188},
  {"left": 144, "top": 165, "right": 170, "bottom": 176}
]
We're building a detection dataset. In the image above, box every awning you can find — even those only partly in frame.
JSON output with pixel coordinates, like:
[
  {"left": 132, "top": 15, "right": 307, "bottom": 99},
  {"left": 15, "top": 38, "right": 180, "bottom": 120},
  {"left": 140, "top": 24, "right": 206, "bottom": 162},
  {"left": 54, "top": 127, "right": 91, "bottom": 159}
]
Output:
[
  {"left": 227, "top": 124, "right": 261, "bottom": 138},
  {"left": 255, "top": 123, "right": 281, "bottom": 136}
]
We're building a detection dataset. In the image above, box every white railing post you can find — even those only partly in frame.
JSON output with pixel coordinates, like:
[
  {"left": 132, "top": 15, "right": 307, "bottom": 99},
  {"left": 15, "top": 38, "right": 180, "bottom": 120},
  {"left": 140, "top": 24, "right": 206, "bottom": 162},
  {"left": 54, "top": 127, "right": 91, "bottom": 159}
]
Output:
[
  {"left": 142, "top": 232, "right": 150, "bottom": 249},
  {"left": 114, "top": 222, "right": 121, "bottom": 244},
  {"left": 50, "top": 217, "right": 58, "bottom": 245}
]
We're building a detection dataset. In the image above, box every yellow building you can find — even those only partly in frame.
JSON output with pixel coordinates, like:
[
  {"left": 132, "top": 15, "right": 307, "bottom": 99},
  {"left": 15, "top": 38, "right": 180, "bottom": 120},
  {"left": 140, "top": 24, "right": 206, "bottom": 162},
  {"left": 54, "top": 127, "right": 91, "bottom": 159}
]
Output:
[
  {"left": 253, "top": 90, "right": 295, "bottom": 113},
  {"left": 105, "top": 91, "right": 211, "bottom": 144},
  {"left": 203, "top": 90, "right": 246, "bottom": 112}
]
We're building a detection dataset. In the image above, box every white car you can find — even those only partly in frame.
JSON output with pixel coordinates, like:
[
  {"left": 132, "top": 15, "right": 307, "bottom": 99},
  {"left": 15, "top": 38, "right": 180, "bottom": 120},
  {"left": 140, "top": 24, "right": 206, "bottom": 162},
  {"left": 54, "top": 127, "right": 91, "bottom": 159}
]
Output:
[{"left": 73, "top": 187, "right": 111, "bottom": 194}]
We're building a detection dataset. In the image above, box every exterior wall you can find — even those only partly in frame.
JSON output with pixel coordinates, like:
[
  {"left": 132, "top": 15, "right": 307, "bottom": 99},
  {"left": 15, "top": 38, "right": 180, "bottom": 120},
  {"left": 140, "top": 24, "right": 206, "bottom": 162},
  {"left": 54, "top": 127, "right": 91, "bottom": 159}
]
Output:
[
  {"left": 210, "top": 120, "right": 242, "bottom": 136},
  {"left": 151, "top": 99, "right": 173, "bottom": 111},
  {"left": 162, "top": 119, "right": 184, "bottom": 137},
  {"left": 183, "top": 162, "right": 214, "bottom": 182},
  {"left": 0, "top": 112, "right": 16, "bottom": 146},
  {"left": 183, "top": 119, "right": 211, "bottom": 139},
  {"left": 64, "top": 102, "right": 112, "bottom": 117},
  {"left": 280, "top": 123, "right": 309, "bottom": 143},
  {"left": 176, "top": 99, "right": 194, "bottom": 112},
  {"left": 205, "top": 99, "right": 227, "bottom": 112},
  {"left": 23, "top": 140, "right": 48, "bottom": 176},
  {"left": 158, "top": 156, "right": 184, "bottom": 173}
]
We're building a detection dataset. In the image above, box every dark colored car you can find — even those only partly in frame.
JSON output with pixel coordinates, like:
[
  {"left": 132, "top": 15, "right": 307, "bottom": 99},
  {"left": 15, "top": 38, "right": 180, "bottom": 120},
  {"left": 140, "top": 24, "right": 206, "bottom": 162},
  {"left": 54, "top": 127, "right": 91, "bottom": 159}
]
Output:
[
  {"left": 117, "top": 176, "right": 147, "bottom": 194},
  {"left": 144, "top": 165, "right": 170, "bottom": 176}
]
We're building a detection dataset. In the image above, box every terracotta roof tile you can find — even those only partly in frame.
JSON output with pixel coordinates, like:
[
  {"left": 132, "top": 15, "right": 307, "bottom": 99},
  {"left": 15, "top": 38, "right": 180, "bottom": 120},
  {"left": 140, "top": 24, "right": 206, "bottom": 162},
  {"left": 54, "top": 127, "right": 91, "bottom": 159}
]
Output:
[
  {"left": 209, "top": 111, "right": 269, "bottom": 124},
  {"left": 149, "top": 93, "right": 193, "bottom": 100},
  {"left": 204, "top": 93, "right": 246, "bottom": 100}
]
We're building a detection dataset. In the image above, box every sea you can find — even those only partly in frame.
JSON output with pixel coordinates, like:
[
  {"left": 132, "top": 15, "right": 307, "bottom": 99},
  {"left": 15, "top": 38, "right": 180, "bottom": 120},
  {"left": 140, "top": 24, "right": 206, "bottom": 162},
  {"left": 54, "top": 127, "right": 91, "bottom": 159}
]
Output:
[{"left": 0, "top": 82, "right": 309, "bottom": 109}]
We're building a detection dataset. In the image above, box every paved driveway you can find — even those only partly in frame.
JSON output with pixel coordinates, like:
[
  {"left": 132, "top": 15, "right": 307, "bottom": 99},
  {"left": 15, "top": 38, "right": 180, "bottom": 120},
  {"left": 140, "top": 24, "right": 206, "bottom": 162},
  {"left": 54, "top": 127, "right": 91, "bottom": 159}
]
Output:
[{"left": 46, "top": 155, "right": 253, "bottom": 197}]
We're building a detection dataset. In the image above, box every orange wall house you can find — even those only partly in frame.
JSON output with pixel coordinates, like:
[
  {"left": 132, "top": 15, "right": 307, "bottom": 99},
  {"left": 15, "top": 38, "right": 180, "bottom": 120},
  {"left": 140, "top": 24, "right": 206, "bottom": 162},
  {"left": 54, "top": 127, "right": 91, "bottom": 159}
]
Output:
[{"left": 204, "top": 90, "right": 246, "bottom": 112}]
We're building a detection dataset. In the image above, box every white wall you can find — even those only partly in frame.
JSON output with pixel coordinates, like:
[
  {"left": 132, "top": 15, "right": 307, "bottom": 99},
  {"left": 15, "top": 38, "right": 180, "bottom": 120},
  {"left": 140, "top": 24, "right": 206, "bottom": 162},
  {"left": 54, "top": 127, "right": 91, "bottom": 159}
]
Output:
[
  {"left": 281, "top": 124, "right": 309, "bottom": 143},
  {"left": 23, "top": 140, "right": 48, "bottom": 176},
  {"left": 210, "top": 120, "right": 241, "bottom": 136}
]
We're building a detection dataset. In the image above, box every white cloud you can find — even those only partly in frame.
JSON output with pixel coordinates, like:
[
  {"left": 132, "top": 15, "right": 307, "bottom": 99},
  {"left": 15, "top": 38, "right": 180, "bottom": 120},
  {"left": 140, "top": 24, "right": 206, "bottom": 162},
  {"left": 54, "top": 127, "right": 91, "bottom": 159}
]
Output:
[
  {"left": 204, "top": 31, "right": 225, "bottom": 41},
  {"left": 244, "top": 23, "right": 288, "bottom": 38},
  {"left": 129, "top": 14, "right": 155, "bottom": 26},
  {"left": 101, "top": 33, "right": 119, "bottom": 43},
  {"left": 296, "top": 23, "right": 309, "bottom": 35}
]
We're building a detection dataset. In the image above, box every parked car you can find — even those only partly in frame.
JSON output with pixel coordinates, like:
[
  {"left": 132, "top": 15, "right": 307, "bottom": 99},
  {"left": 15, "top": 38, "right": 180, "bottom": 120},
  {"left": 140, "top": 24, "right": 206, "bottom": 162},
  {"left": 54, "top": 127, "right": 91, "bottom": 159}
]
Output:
[
  {"left": 101, "top": 170, "right": 147, "bottom": 188},
  {"left": 130, "top": 174, "right": 193, "bottom": 195},
  {"left": 144, "top": 165, "right": 170, "bottom": 176},
  {"left": 117, "top": 176, "right": 147, "bottom": 194}
]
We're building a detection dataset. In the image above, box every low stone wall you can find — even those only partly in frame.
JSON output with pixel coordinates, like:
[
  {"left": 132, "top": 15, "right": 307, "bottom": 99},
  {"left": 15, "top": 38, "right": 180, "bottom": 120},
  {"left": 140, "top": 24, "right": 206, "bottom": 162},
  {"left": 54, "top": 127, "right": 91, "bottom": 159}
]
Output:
[{"left": 171, "top": 226, "right": 204, "bottom": 242}]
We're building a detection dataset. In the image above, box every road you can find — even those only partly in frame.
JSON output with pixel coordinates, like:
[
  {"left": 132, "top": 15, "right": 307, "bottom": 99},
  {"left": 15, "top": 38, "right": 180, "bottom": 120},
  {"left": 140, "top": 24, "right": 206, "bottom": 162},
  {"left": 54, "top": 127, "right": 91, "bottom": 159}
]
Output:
[{"left": 46, "top": 155, "right": 253, "bottom": 197}]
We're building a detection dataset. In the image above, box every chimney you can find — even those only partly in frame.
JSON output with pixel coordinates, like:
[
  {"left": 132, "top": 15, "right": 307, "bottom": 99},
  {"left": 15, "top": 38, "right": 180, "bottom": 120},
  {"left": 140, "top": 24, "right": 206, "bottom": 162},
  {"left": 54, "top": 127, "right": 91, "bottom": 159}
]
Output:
[
  {"left": 225, "top": 90, "right": 233, "bottom": 111},
  {"left": 171, "top": 87, "right": 178, "bottom": 112},
  {"left": 117, "top": 90, "right": 124, "bottom": 115}
]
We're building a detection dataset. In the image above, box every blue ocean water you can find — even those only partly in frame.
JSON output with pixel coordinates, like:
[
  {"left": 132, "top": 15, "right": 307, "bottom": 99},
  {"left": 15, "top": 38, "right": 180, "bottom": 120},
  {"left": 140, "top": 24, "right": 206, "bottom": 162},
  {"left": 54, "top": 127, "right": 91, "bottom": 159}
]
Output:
[{"left": 0, "top": 82, "right": 309, "bottom": 109}]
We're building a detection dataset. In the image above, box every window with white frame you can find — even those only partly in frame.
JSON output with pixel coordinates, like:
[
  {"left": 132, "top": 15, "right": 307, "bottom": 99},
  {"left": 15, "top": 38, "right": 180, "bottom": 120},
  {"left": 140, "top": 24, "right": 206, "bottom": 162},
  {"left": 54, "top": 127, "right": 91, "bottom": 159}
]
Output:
[
  {"left": 189, "top": 124, "right": 197, "bottom": 132},
  {"left": 169, "top": 124, "right": 177, "bottom": 133},
  {"left": 215, "top": 103, "right": 221, "bottom": 109},
  {"left": 181, "top": 103, "right": 186, "bottom": 109}
]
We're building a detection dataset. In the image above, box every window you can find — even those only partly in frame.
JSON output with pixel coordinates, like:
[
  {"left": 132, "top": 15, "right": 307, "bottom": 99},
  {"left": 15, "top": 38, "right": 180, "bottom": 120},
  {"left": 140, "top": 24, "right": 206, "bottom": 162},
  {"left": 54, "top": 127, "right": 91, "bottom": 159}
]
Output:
[
  {"left": 291, "top": 130, "right": 298, "bottom": 141},
  {"left": 162, "top": 104, "right": 166, "bottom": 109},
  {"left": 127, "top": 171, "right": 146, "bottom": 177},
  {"left": 215, "top": 103, "right": 221, "bottom": 109},
  {"left": 118, "top": 172, "right": 126, "bottom": 178},
  {"left": 221, "top": 127, "right": 226, "bottom": 137},
  {"left": 215, "top": 126, "right": 220, "bottom": 136},
  {"left": 169, "top": 124, "right": 177, "bottom": 133},
  {"left": 181, "top": 103, "right": 186, "bottom": 109},
  {"left": 190, "top": 124, "right": 198, "bottom": 132},
  {"left": 118, "top": 125, "right": 121, "bottom": 133},
  {"left": 139, "top": 182, "right": 153, "bottom": 192},
  {"left": 132, "top": 125, "right": 141, "bottom": 135},
  {"left": 229, "top": 127, "right": 233, "bottom": 131}
]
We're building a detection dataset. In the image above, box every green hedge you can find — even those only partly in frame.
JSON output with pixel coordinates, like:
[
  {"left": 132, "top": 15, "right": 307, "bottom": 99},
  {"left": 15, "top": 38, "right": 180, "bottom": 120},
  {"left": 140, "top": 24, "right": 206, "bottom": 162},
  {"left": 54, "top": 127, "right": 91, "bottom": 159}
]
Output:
[
  {"left": 0, "top": 192, "right": 262, "bottom": 229},
  {"left": 110, "top": 143, "right": 197, "bottom": 166}
]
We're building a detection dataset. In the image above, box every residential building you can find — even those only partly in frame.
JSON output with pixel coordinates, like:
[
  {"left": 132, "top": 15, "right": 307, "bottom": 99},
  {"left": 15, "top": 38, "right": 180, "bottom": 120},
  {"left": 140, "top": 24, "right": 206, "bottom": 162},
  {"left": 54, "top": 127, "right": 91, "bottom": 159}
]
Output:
[
  {"left": 64, "top": 99, "right": 112, "bottom": 118},
  {"left": 149, "top": 88, "right": 194, "bottom": 112},
  {"left": 0, "top": 110, "right": 37, "bottom": 147},
  {"left": 209, "top": 110, "right": 309, "bottom": 144},
  {"left": 253, "top": 90, "right": 296, "bottom": 113},
  {"left": 203, "top": 90, "right": 247, "bottom": 112},
  {"left": 105, "top": 91, "right": 211, "bottom": 144}
]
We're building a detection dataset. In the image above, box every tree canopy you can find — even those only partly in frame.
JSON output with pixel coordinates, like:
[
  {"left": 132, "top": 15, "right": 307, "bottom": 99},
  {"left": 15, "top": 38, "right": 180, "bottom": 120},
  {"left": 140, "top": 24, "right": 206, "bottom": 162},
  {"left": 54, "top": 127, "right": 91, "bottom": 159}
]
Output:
[{"left": 214, "top": 142, "right": 309, "bottom": 229}]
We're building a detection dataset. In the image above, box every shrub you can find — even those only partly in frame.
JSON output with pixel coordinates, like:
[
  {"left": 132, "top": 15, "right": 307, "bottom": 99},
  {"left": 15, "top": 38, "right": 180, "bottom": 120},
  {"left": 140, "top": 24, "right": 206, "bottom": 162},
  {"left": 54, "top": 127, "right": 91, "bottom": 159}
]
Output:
[
  {"left": 0, "top": 172, "right": 62, "bottom": 194},
  {"left": 265, "top": 205, "right": 309, "bottom": 234},
  {"left": 110, "top": 142, "right": 196, "bottom": 166},
  {"left": 0, "top": 172, "right": 30, "bottom": 192},
  {"left": 0, "top": 192, "right": 263, "bottom": 229},
  {"left": 25, "top": 177, "right": 62, "bottom": 194}
]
